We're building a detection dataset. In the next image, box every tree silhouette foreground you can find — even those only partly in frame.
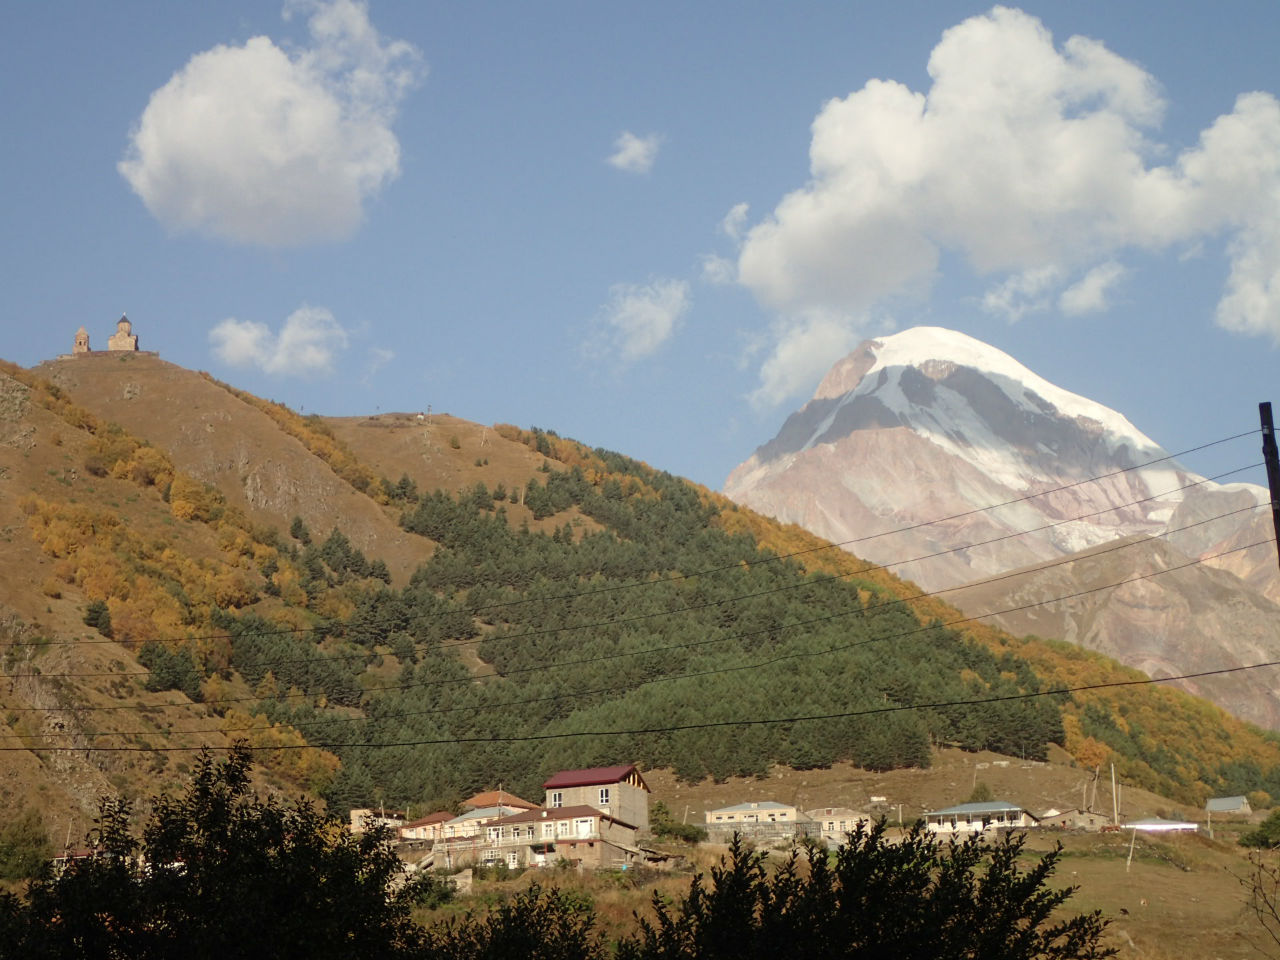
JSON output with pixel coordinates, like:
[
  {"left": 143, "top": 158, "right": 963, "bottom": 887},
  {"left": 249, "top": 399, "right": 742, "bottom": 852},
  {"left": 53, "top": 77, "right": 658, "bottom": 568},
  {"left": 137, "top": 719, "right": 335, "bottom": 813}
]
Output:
[
  {"left": 0, "top": 745, "right": 427, "bottom": 960},
  {"left": 617, "top": 823, "right": 1114, "bottom": 960}
]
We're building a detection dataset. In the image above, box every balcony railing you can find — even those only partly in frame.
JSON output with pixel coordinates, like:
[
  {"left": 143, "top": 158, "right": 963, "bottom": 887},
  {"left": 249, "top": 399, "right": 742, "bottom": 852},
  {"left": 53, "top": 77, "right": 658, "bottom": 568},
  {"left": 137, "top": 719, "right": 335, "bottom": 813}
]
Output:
[{"left": 437, "top": 829, "right": 604, "bottom": 849}]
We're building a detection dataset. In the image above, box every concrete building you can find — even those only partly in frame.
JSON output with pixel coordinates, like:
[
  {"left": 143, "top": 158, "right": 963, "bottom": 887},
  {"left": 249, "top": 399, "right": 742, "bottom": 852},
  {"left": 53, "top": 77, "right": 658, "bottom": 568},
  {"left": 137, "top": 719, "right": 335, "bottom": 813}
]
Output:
[
  {"left": 705, "top": 801, "right": 816, "bottom": 842},
  {"left": 543, "top": 764, "right": 650, "bottom": 831},
  {"left": 399, "top": 811, "right": 453, "bottom": 841},
  {"left": 806, "top": 806, "right": 871, "bottom": 842},
  {"left": 922, "top": 801, "right": 1038, "bottom": 835},
  {"left": 460, "top": 805, "right": 643, "bottom": 870}
]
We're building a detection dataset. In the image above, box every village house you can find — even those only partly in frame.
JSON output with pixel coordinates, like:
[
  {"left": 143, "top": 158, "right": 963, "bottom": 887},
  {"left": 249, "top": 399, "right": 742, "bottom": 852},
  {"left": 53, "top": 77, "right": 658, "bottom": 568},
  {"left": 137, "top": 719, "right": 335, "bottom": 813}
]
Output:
[
  {"left": 543, "top": 764, "right": 650, "bottom": 831},
  {"left": 922, "top": 801, "right": 1038, "bottom": 835},
  {"left": 433, "top": 805, "right": 641, "bottom": 871},
  {"left": 706, "top": 800, "right": 800, "bottom": 826},
  {"left": 399, "top": 811, "right": 453, "bottom": 842},
  {"left": 704, "top": 801, "right": 816, "bottom": 842},
  {"left": 806, "top": 806, "right": 871, "bottom": 842},
  {"left": 439, "top": 804, "right": 529, "bottom": 840},
  {"left": 449, "top": 805, "right": 644, "bottom": 871}
]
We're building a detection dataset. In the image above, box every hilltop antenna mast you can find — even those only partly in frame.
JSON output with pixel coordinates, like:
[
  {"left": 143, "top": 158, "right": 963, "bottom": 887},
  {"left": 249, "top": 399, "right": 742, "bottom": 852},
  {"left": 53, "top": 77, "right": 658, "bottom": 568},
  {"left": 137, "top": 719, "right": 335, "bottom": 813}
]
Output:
[{"left": 1260, "top": 402, "right": 1280, "bottom": 573}]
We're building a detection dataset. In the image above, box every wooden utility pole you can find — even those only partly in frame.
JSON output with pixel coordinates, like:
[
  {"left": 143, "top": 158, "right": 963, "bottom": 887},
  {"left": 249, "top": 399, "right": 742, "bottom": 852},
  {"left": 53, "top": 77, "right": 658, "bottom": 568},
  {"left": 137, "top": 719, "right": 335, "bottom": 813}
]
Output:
[
  {"left": 1260, "top": 402, "right": 1280, "bottom": 572},
  {"left": 1111, "top": 763, "right": 1118, "bottom": 827}
]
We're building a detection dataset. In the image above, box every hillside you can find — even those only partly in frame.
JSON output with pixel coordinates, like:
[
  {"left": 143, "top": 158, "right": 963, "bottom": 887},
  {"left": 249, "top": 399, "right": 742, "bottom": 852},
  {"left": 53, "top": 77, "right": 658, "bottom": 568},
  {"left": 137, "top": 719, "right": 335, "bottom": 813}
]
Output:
[{"left": 4, "top": 351, "right": 1280, "bottom": 843}]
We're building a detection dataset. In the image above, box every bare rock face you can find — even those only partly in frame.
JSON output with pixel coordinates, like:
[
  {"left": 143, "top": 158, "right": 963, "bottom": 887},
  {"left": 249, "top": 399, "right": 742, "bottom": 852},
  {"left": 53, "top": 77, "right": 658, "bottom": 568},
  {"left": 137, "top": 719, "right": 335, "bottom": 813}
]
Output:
[{"left": 725, "top": 326, "right": 1280, "bottom": 727}]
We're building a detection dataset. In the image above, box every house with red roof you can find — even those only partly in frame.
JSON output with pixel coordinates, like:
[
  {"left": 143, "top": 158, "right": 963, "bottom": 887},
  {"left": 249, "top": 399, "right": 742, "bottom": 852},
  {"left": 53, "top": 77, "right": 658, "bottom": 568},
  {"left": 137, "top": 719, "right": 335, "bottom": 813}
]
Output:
[{"left": 543, "top": 764, "right": 650, "bottom": 831}]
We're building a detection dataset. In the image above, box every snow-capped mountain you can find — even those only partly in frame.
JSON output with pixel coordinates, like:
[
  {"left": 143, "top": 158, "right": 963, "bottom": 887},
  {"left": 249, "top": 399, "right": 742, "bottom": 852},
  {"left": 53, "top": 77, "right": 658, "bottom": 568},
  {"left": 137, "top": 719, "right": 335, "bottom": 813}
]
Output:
[
  {"left": 725, "top": 327, "right": 1280, "bottom": 726},
  {"left": 726, "top": 326, "right": 1268, "bottom": 592}
]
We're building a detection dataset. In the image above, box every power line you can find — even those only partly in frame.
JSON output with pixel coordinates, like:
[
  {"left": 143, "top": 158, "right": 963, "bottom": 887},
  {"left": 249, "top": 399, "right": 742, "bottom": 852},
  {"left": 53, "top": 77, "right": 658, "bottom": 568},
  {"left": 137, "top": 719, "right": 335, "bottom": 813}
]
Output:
[
  {"left": 5, "top": 462, "right": 1263, "bottom": 685},
  {"left": 6, "top": 648, "right": 1279, "bottom": 754},
  {"left": 5, "top": 534, "right": 1270, "bottom": 741},
  {"left": 5, "top": 498, "right": 1263, "bottom": 694},
  {"left": 3, "top": 430, "right": 1256, "bottom": 652}
]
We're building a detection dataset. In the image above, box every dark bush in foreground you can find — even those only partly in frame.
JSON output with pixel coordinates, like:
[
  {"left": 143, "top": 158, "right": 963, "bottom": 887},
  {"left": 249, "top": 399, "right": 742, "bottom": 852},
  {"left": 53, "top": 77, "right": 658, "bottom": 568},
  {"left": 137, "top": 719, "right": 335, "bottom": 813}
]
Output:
[{"left": 616, "top": 824, "right": 1112, "bottom": 960}]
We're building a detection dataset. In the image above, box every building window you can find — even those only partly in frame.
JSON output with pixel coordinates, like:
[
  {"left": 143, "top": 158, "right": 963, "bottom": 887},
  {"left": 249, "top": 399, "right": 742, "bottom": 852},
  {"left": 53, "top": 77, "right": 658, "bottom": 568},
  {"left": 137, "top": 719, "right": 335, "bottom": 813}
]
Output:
[
  {"left": 599, "top": 787, "right": 611, "bottom": 806},
  {"left": 551, "top": 792, "right": 563, "bottom": 808}
]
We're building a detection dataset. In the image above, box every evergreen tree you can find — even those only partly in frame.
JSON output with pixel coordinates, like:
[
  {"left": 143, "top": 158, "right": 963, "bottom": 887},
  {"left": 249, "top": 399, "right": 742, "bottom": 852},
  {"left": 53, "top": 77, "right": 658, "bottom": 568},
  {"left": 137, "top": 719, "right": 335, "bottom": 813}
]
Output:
[{"left": 82, "top": 600, "right": 113, "bottom": 639}]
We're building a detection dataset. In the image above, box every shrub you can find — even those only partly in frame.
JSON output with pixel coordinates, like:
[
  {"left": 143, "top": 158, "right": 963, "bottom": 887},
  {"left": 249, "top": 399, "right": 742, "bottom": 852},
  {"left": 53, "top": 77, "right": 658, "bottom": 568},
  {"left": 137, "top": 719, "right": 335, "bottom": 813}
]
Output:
[
  {"left": 1242, "top": 808, "right": 1280, "bottom": 847},
  {"left": 0, "top": 807, "right": 52, "bottom": 881},
  {"left": 82, "top": 599, "right": 113, "bottom": 638}
]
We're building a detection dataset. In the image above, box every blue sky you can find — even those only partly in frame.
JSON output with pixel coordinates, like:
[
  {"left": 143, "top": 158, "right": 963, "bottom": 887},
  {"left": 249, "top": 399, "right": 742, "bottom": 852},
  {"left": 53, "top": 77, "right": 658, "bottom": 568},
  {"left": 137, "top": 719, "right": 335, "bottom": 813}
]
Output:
[{"left": 3, "top": 1, "right": 1279, "bottom": 490}]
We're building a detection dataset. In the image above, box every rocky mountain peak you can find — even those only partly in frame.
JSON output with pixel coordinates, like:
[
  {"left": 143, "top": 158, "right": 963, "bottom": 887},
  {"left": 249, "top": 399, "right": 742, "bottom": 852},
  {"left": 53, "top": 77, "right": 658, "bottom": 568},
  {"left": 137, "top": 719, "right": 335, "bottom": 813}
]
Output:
[{"left": 725, "top": 325, "right": 1280, "bottom": 727}]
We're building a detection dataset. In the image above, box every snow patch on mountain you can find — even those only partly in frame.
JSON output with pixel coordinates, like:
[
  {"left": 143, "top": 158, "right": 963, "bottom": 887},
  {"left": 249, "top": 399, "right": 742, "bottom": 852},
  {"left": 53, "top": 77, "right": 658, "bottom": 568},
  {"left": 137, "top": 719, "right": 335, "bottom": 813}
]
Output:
[{"left": 858, "top": 327, "right": 1154, "bottom": 448}]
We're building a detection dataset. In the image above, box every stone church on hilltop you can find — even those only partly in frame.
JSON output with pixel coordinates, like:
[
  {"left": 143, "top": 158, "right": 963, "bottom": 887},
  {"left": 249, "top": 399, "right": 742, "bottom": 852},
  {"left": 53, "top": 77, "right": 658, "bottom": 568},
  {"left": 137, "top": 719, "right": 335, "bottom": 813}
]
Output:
[{"left": 67, "top": 315, "right": 151, "bottom": 357}]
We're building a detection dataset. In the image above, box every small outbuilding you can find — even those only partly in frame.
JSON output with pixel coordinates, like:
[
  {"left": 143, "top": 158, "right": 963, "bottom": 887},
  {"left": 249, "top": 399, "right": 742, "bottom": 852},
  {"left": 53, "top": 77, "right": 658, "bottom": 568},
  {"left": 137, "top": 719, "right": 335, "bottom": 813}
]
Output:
[
  {"left": 1205, "top": 796, "right": 1252, "bottom": 817},
  {"left": 1038, "top": 807, "right": 1111, "bottom": 831}
]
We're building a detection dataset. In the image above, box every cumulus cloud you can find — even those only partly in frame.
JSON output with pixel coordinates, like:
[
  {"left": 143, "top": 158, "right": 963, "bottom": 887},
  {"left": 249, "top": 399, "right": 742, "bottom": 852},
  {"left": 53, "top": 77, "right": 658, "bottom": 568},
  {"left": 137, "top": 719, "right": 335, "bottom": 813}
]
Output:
[
  {"left": 737, "top": 5, "right": 1280, "bottom": 401},
  {"left": 1059, "top": 261, "right": 1127, "bottom": 315},
  {"left": 209, "top": 305, "right": 349, "bottom": 376},
  {"left": 119, "top": 0, "right": 423, "bottom": 246},
  {"left": 607, "top": 131, "right": 662, "bottom": 174},
  {"left": 592, "top": 278, "right": 690, "bottom": 361},
  {"left": 750, "top": 312, "right": 864, "bottom": 410}
]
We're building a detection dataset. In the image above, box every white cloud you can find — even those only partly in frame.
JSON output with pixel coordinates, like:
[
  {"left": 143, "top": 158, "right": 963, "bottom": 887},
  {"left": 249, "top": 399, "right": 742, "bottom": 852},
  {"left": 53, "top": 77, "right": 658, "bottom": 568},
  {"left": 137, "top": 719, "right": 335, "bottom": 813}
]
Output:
[
  {"left": 210, "top": 305, "right": 349, "bottom": 376},
  {"left": 720, "top": 202, "right": 749, "bottom": 240},
  {"left": 1059, "top": 261, "right": 1126, "bottom": 315},
  {"left": 119, "top": 0, "right": 423, "bottom": 246},
  {"left": 607, "top": 131, "right": 662, "bottom": 174},
  {"left": 593, "top": 278, "right": 689, "bottom": 361},
  {"left": 750, "top": 312, "right": 864, "bottom": 409},
  {"left": 735, "top": 5, "right": 1280, "bottom": 401},
  {"left": 700, "top": 254, "right": 736, "bottom": 286},
  {"left": 982, "top": 266, "right": 1063, "bottom": 321}
]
